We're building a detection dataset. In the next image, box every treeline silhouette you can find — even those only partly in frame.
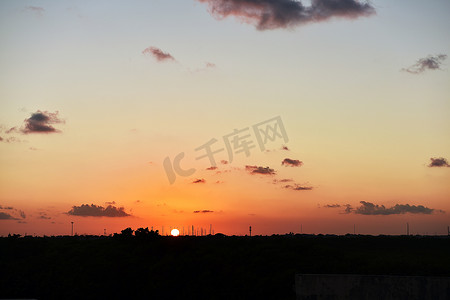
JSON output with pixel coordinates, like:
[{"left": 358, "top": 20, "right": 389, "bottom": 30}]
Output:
[
  {"left": 0, "top": 230, "right": 449, "bottom": 300},
  {"left": 115, "top": 226, "right": 160, "bottom": 238}
]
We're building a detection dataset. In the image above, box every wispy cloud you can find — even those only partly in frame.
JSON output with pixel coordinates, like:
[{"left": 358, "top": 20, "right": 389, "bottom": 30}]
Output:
[
  {"left": 196, "top": 0, "right": 375, "bottom": 31},
  {"left": 323, "top": 204, "right": 341, "bottom": 208},
  {"left": 5, "top": 127, "right": 18, "bottom": 134},
  {"left": 334, "top": 201, "right": 443, "bottom": 215},
  {"left": 67, "top": 204, "right": 131, "bottom": 217},
  {"left": 142, "top": 47, "right": 175, "bottom": 62},
  {"left": 403, "top": 54, "right": 447, "bottom": 74},
  {"left": 38, "top": 212, "right": 51, "bottom": 220},
  {"left": 283, "top": 184, "right": 313, "bottom": 191},
  {"left": 192, "top": 178, "right": 206, "bottom": 183},
  {"left": 24, "top": 6, "right": 45, "bottom": 16},
  {"left": 273, "top": 178, "right": 294, "bottom": 184},
  {"left": 0, "top": 126, "right": 23, "bottom": 143},
  {"left": 21, "top": 110, "right": 64, "bottom": 134},
  {"left": 428, "top": 157, "right": 450, "bottom": 168},
  {"left": 282, "top": 158, "right": 303, "bottom": 167},
  {"left": 0, "top": 136, "right": 22, "bottom": 143},
  {"left": 193, "top": 210, "right": 214, "bottom": 213}
]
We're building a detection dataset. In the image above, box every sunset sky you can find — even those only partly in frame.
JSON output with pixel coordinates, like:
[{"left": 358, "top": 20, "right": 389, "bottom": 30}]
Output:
[{"left": 1, "top": 0, "right": 449, "bottom": 236}]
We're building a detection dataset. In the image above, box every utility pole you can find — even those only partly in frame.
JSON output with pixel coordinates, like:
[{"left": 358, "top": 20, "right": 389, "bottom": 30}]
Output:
[{"left": 249, "top": 226, "right": 252, "bottom": 237}]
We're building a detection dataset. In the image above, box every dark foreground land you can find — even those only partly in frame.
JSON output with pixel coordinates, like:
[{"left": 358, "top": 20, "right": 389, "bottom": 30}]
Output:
[{"left": 1, "top": 234, "right": 449, "bottom": 300}]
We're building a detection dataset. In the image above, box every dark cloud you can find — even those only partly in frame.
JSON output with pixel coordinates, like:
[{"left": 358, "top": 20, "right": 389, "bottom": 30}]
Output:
[
  {"left": 105, "top": 201, "right": 116, "bottom": 205},
  {"left": 283, "top": 184, "right": 313, "bottom": 191},
  {"left": 282, "top": 158, "right": 303, "bottom": 167},
  {"left": 281, "top": 145, "right": 290, "bottom": 151},
  {"left": 67, "top": 204, "right": 130, "bottom": 217},
  {"left": 403, "top": 54, "right": 447, "bottom": 74},
  {"left": 245, "top": 165, "right": 276, "bottom": 175},
  {"left": 192, "top": 178, "right": 206, "bottom": 183},
  {"left": 0, "top": 205, "right": 25, "bottom": 220},
  {"left": 21, "top": 110, "right": 64, "bottom": 134},
  {"left": 221, "top": 160, "right": 228, "bottom": 164},
  {"left": 0, "top": 212, "right": 18, "bottom": 220},
  {"left": 342, "top": 201, "right": 442, "bottom": 215},
  {"left": 193, "top": 210, "right": 214, "bottom": 213},
  {"left": 196, "top": 0, "right": 375, "bottom": 30},
  {"left": 428, "top": 157, "right": 450, "bottom": 168},
  {"left": 206, "top": 166, "right": 218, "bottom": 170},
  {"left": 142, "top": 47, "right": 175, "bottom": 62}
]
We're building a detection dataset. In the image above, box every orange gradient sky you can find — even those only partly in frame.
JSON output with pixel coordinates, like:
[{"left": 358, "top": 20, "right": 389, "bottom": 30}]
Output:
[{"left": 1, "top": 0, "right": 449, "bottom": 236}]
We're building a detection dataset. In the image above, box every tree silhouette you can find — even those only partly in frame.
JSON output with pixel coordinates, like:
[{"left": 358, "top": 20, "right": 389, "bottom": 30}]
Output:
[
  {"left": 121, "top": 227, "right": 134, "bottom": 237},
  {"left": 135, "top": 227, "right": 150, "bottom": 237},
  {"left": 135, "top": 227, "right": 159, "bottom": 238}
]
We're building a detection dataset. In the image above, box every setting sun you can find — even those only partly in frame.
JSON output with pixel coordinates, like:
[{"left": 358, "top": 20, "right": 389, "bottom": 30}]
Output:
[{"left": 171, "top": 229, "right": 180, "bottom": 236}]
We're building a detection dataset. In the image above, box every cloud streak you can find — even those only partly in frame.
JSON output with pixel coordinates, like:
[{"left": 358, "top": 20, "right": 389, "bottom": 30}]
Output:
[
  {"left": 283, "top": 184, "right": 313, "bottom": 191},
  {"left": 403, "top": 54, "right": 447, "bottom": 74},
  {"left": 196, "top": 0, "right": 375, "bottom": 30},
  {"left": 328, "top": 201, "right": 443, "bottom": 215},
  {"left": 142, "top": 47, "right": 175, "bottom": 62},
  {"left": 67, "top": 204, "right": 130, "bottom": 217},
  {"left": 324, "top": 204, "right": 341, "bottom": 208},
  {"left": 192, "top": 178, "right": 206, "bottom": 183},
  {"left": 24, "top": 6, "right": 45, "bottom": 16},
  {"left": 193, "top": 210, "right": 214, "bottom": 213}
]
